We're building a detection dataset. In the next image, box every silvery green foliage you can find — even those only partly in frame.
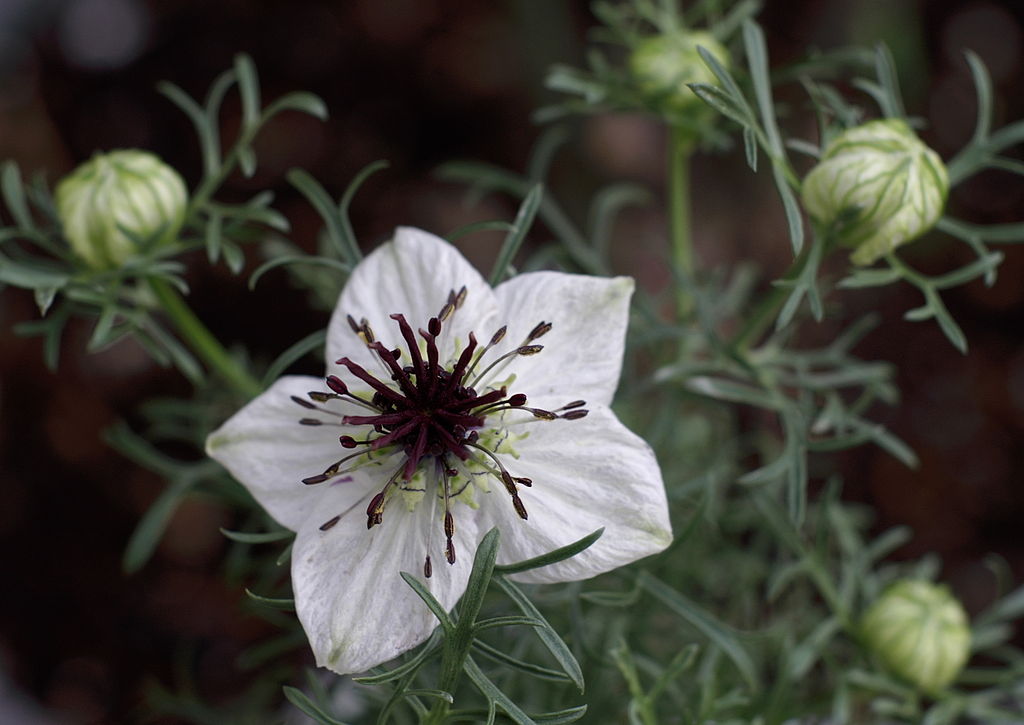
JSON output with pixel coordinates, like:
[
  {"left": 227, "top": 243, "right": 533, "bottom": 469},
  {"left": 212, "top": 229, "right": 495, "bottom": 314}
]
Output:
[
  {"left": 860, "top": 580, "right": 971, "bottom": 696},
  {"left": 801, "top": 119, "right": 949, "bottom": 266},
  {"left": 55, "top": 149, "right": 187, "bottom": 269}
]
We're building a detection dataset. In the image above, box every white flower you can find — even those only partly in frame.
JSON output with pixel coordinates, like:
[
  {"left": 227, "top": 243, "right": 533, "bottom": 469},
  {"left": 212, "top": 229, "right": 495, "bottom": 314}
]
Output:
[{"left": 206, "top": 227, "right": 672, "bottom": 674}]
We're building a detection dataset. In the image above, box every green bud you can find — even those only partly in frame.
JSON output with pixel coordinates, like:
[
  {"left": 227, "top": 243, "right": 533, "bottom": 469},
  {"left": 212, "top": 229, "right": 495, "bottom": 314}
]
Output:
[
  {"left": 629, "top": 30, "right": 728, "bottom": 114},
  {"left": 801, "top": 119, "right": 949, "bottom": 266},
  {"left": 861, "top": 580, "right": 971, "bottom": 695},
  {"left": 56, "top": 149, "right": 188, "bottom": 270}
]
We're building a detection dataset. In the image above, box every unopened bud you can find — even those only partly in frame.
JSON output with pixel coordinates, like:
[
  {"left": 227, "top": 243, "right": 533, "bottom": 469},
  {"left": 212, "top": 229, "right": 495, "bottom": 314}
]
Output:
[
  {"left": 629, "top": 30, "right": 729, "bottom": 114},
  {"left": 56, "top": 149, "right": 187, "bottom": 269},
  {"left": 801, "top": 119, "right": 949, "bottom": 266},
  {"left": 861, "top": 580, "right": 971, "bottom": 695}
]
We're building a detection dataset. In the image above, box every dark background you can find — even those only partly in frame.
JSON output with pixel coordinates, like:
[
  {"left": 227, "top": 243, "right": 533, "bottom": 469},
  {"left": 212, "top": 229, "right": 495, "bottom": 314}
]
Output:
[{"left": 1, "top": 0, "right": 1023, "bottom": 722}]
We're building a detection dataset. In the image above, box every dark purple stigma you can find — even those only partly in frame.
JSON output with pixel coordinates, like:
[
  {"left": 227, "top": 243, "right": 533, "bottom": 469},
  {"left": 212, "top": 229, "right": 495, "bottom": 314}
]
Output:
[{"left": 294, "top": 286, "right": 590, "bottom": 573}]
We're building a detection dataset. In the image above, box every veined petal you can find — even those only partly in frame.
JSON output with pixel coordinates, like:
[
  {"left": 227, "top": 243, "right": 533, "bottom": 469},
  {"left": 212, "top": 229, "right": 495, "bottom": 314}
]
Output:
[
  {"left": 292, "top": 487, "right": 480, "bottom": 674},
  {"left": 326, "top": 227, "right": 499, "bottom": 375},
  {"left": 492, "top": 273, "right": 633, "bottom": 407},
  {"left": 475, "top": 403, "right": 671, "bottom": 583},
  {"left": 205, "top": 376, "right": 365, "bottom": 531}
]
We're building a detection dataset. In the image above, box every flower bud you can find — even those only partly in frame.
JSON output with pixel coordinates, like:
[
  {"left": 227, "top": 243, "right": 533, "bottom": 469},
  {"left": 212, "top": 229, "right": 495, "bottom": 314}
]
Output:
[
  {"left": 860, "top": 580, "right": 971, "bottom": 695},
  {"left": 801, "top": 119, "right": 949, "bottom": 266},
  {"left": 56, "top": 149, "right": 188, "bottom": 269},
  {"left": 629, "top": 30, "right": 728, "bottom": 114}
]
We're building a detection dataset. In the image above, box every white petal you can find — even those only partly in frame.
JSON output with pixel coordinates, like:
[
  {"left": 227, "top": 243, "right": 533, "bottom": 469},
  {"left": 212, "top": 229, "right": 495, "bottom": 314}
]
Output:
[
  {"left": 326, "top": 227, "right": 498, "bottom": 376},
  {"left": 492, "top": 273, "right": 633, "bottom": 407},
  {"left": 205, "top": 376, "right": 364, "bottom": 531},
  {"left": 474, "top": 404, "right": 671, "bottom": 583},
  {"left": 292, "top": 485, "right": 480, "bottom": 674}
]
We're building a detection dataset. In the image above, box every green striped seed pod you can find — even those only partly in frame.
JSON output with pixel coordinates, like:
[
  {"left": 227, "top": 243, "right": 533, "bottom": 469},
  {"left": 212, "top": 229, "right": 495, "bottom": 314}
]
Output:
[
  {"left": 56, "top": 149, "right": 187, "bottom": 270},
  {"left": 861, "top": 580, "right": 971, "bottom": 695},
  {"left": 801, "top": 119, "right": 948, "bottom": 266},
  {"left": 629, "top": 29, "right": 728, "bottom": 114}
]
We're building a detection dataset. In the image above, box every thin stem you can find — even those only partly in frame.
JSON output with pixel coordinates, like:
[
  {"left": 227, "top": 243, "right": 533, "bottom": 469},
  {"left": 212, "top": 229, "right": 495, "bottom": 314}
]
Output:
[
  {"left": 148, "top": 277, "right": 263, "bottom": 399},
  {"left": 668, "top": 126, "right": 695, "bottom": 320}
]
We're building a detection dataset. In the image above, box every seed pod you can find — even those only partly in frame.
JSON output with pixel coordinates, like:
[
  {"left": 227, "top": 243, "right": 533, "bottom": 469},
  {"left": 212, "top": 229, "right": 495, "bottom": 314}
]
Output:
[
  {"left": 860, "top": 580, "right": 971, "bottom": 695},
  {"left": 56, "top": 149, "right": 188, "bottom": 269},
  {"left": 629, "top": 30, "right": 729, "bottom": 114},
  {"left": 801, "top": 119, "right": 949, "bottom": 266}
]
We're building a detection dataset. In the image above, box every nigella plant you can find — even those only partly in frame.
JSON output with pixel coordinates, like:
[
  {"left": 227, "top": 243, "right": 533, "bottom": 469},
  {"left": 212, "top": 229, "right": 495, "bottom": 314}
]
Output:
[{"left": 206, "top": 227, "right": 672, "bottom": 673}]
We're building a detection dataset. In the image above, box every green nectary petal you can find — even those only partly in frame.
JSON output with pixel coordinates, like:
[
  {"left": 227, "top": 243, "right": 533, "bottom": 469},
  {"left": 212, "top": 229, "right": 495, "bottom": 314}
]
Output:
[
  {"left": 55, "top": 149, "right": 188, "bottom": 269},
  {"left": 860, "top": 579, "right": 971, "bottom": 695},
  {"left": 801, "top": 119, "right": 949, "bottom": 266}
]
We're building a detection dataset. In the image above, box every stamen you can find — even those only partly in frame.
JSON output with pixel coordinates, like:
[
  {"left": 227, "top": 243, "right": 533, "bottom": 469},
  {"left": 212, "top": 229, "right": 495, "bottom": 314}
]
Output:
[
  {"left": 525, "top": 321, "right": 552, "bottom": 342},
  {"left": 424, "top": 555, "right": 433, "bottom": 578},
  {"left": 319, "top": 515, "right": 341, "bottom": 531},
  {"left": 469, "top": 345, "right": 543, "bottom": 389},
  {"left": 291, "top": 396, "right": 317, "bottom": 410}
]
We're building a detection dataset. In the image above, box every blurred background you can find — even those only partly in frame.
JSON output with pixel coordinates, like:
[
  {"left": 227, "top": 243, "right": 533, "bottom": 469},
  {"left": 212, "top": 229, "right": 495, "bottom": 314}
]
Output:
[{"left": 0, "top": 0, "right": 1023, "bottom": 722}]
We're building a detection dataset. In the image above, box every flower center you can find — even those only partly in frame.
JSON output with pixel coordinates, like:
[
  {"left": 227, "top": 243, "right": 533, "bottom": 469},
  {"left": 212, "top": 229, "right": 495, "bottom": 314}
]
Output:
[{"left": 292, "top": 287, "right": 589, "bottom": 576}]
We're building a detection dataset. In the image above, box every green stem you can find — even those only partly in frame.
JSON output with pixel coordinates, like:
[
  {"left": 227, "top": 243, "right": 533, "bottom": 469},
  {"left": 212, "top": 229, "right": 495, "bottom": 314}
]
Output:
[
  {"left": 148, "top": 277, "right": 263, "bottom": 399},
  {"left": 668, "top": 126, "right": 695, "bottom": 320}
]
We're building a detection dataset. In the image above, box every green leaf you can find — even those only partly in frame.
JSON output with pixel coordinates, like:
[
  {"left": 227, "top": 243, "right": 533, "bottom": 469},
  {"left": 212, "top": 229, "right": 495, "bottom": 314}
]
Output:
[
  {"left": 234, "top": 53, "right": 261, "bottom": 132},
  {"left": 489, "top": 183, "right": 543, "bottom": 286},
  {"left": 1, "top": 161, "right": 34, "bottom": 230},
  {"left": 0, "top": 255, "right": 70, "bottom": 290},
  {"left": 219, "top": 528, "right": 293, "bottom": 544},
  {"left": 288, "top": 168, "right": 351, "bottom": 262},
  {"left": 353, "top": 630, "right": 441, "bottom": 685},
  {"left": 494, "top": 528, "right": 603, "bottom": 575},
  {"left": 158, "top": 81, "right": 221, "bottom": 180},
  {"left": 244, "top": 588, "right": 296, "bottom": 611},
  {"left": 464, "top": 656, "right": 537, "bottom": 725},
  {"left": 122, "top": 477, "right": 193, "bottom": 574},
  {"left": 282, "top": 686, "right": 351, "bottom": 725},
  {"left": 340, "top": 160, "right": 389, "bottom": 258},
  {"left": 964, "top": 51, "right": 993, "bottom": 145},
  {"left": 496, "top": 577, "right": 585, "bottom": 693},
  {"left": 261, "top": 328, "right": 328, "bottom": 386},
  {"left": 471, "top": 640, "right": 573, "bottom": 683},
  {"left": 639, "top": 572, "right": 759, "bottom": 691},
  {"left": 263, "top": 91, "right": 329, "bottom": 121},
  {"left": 400, "top": 571, "right": 455, "bottom": 634},
  {"left": 248, "top": 255, "right": 350, "bottom": 291}
]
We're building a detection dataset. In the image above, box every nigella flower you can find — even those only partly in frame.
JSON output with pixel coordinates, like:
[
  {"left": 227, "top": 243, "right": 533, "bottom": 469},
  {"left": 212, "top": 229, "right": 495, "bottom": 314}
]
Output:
[{"left": 206, "top": 228, "right": 672, "bottom": 674}]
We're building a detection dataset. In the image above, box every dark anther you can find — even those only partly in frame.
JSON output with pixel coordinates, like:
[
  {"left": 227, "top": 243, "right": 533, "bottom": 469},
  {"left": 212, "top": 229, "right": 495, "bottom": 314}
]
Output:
[
  {"left": 445, "top": 539, "right": 457, "bottom": 564},
  {"left": 517, "top": 345, "right": 543, "bottom": 356},
  {"left": 444, "top": 511, "right": 455, "bottom": 539},
  {"left": 454, "top": 286, "right": 467, "bottom": 309},
  {"left": 530, "top": 408, "right": 558, "bottom": 420},
  {"left": 561, "top": 410, "right": 589, "bottom": 420},
  {"left": 512, "top": 494, "right": 529, "bottom": 520},
  {"left": 291, "top": 395, "right": 316, "bottom": 409},
  {"left": 346, "top": 314, "right": 361, "bottom": 334},
  {"left": 303, "top": 474, "right": 330, "bottom": 485},
  {"left": 308, "top": 391, "right": 335, "bottom": 403},
  {"left": 514, "top": 477, "right": 533, "bottom": 486},
  {"left": 490, "top": 326, "right": 507, "bottom": 345},
  {"left": 424, "top": 555, "right": 433, "bottom": 578},
  {"left": 562, "top": 400, "right": 586, "bottom": 409},
  {"left": 319, "top": 515, "right": 341, "bottom": 531},
  {"left": 299, "top": 418, "right": 323, "bottom": 426},
  {"left": 526, "top": 321, "right": 552, "bottom": 341}
]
